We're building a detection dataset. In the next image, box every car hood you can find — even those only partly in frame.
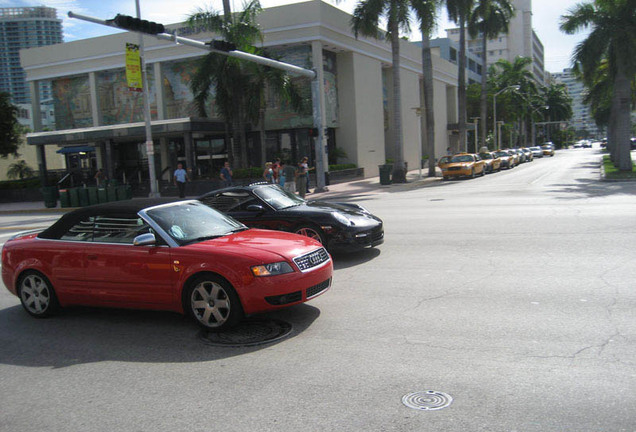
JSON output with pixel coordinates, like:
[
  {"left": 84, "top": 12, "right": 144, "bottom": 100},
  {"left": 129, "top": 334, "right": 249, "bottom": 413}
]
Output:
[{"left": 185, "top": 228, "right": 323, "bottom": 262}]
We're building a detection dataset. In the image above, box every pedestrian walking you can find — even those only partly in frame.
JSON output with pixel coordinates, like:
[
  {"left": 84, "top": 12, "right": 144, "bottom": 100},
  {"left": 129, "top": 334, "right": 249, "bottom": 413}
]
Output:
[
  {"left": 263, "top": 162, "right": 274, "bottom": 183},
  {"left": 278, "top": 160, "right": 287, "bottom": 188},
  {"left": 173, "top": 162, "right": 189, "bottom": 198},
  {"left": 283, "top": 161, "right": 297, "bottom": 194},
  {"left": 272, "top": 158, "right": 281, "bottom": 184},
  {"left": 94, "top": 168, "right": 107, "bottom": 187},
  {"left": 296, "top": 157, "right": 308, "bottom": 198},
  {"left": 220, "top": 161, "right": 233, "bottom": 187}
]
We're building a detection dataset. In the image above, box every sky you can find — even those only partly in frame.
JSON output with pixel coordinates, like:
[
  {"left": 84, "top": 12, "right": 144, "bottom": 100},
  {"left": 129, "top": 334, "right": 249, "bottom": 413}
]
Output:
[{"left": 3, "top": 0, "right": 590, "bottom": 73}]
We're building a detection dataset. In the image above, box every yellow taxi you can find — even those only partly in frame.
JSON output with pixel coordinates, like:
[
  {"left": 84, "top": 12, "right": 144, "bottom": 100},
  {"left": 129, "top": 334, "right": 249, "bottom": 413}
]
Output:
[
  {"left": 441, "top": 153, "right": 486, "bottom": 180},
  {"left": 541, "top": 143, "right": 555, "bottom": 157},
  {"left": 479, "top": 151, "right": 502, "bottom": 173}
]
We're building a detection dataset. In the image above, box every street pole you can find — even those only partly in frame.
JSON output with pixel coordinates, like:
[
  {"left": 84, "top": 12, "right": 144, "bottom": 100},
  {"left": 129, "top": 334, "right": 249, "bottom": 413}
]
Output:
[
  {"left": 497, "top": 121, "right": 503, "bottom": 150},
  {"left": 135, "top": 0, "right": 159, "bottom": 197}
]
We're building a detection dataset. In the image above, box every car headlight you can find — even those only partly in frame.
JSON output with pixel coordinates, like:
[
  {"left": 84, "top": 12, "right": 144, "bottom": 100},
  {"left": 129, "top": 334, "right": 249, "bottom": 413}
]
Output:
[
  {"left": 332, "top": 212, "right": 352, "bottom": 226},
  {"left": 251, "top": 262, "right": 294, "bottom": 277}
]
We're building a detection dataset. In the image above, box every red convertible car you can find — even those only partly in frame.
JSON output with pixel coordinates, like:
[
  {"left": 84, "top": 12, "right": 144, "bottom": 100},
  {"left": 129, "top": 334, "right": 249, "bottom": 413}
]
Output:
[{"left": 1, "top": 199, "right": 332, "bottom": 330}]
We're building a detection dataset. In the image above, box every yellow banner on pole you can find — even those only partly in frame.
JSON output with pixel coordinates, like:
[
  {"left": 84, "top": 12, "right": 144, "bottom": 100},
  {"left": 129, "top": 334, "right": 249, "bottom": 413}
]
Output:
[{"left": 125, "top": 42, "right": 142, "bottom": 92}]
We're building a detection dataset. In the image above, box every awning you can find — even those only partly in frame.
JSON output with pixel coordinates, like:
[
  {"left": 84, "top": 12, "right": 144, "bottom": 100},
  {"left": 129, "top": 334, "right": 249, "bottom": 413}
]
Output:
[{"left": 56, "top": 146, "right": 96, "bottom": 154}]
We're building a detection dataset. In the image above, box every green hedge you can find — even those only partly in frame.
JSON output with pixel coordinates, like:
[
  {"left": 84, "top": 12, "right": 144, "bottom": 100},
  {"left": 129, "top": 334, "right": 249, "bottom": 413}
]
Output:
[
  {"left": 329, "top": 164, "right": 357, "bottom": 171},
  {"left": 0, "top": 177, "right": 41, "bottom": 190}
]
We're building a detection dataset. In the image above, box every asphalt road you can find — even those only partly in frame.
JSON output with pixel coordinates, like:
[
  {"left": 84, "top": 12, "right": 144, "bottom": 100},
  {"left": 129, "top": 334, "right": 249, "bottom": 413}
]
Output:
[{"left": 1, "top": 148, "right": 634, "bottom": 431}]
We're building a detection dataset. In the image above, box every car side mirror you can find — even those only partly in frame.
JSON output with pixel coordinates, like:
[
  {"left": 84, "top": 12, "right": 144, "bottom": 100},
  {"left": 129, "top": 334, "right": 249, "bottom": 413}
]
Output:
[
  {"left": 247, "top": 204, "right": 265, "bottom": 213},
  {"left": 133, "top": 233, "right": 156, "bottom": 246}
]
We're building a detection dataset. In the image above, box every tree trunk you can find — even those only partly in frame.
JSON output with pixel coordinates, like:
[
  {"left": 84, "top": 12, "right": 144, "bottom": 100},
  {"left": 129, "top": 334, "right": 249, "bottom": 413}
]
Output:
[
  {"left": 614, "top": 65, "right": 632, "bottom": 171},
  {"left": 390, "top": 18, "right": 406, "bottom": 183},
  {"left": 480, "top": 35, "right": 488, "bottom": 149},
  {"left": 457, "top": 18, "right": 467, "bottom": 154},
  {"left": 421, "top": 29, "right": 436, "bottom": 178}
]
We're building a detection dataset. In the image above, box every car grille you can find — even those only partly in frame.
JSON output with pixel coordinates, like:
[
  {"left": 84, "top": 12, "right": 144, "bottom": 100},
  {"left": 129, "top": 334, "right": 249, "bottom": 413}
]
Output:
[
  {"left": 293, "top": 247, "right": 330, "bottom": 272},
  {"left": 306, "top": 278, "right": 331, "bottom": 299},
  {"left": 448, "top": 166, "right": 462, "bottom": 171}
]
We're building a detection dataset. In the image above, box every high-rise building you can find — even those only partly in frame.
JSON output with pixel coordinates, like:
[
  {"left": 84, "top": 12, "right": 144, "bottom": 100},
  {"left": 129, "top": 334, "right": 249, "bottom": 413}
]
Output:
[
  {"left": 446, "top": 0, "right": 545, "bottom": 84},
  {"left": 552, "top": 68, "right": 599, "bottom": 137},
  {"left": 0, "top": 7, "right": 63, "bottom": 105}
]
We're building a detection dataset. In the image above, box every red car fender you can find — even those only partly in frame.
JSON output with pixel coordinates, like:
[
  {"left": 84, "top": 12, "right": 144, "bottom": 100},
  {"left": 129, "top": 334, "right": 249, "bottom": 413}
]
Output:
[{"left": 172, "top": 252, "right": 255, "bottom": 312}]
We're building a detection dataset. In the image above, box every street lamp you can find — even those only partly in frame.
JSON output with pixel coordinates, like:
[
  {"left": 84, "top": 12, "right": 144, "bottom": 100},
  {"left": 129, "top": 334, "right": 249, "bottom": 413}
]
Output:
[{"left": 493, "top": 85, "right": 520, "bottom": 150}]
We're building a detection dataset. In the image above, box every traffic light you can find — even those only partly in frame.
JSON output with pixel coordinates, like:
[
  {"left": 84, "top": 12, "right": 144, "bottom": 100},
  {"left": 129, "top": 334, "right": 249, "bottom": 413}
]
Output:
[
  {"left": 208, "top": 40, "right": 237, "bottom": 52},
  {"left": 113, "top": 14, "right": 165, "bottom": 35},
  {"left": 308, "top": 127, "right": 319, "bottom": 137}
]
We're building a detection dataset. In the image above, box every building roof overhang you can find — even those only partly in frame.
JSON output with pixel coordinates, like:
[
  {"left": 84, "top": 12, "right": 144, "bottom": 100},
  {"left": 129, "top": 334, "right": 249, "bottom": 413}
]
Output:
[{"left": 26, "top": 117, "right": 225, "bottom": 146}]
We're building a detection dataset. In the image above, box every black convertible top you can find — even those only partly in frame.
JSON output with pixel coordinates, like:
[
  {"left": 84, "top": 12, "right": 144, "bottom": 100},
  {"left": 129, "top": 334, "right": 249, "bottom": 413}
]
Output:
[{"left": 39, "top": 198, "right": 180, "bottom": 239}]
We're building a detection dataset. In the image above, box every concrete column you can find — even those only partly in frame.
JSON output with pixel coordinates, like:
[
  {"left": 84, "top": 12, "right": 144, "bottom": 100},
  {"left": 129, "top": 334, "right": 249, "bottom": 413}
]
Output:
[
  {"left": 184, "top": 132, "right": 195, "bottom": 179},
  {"left": 105, "top": 140, "right": 114, "bottom": 180},
  {"left": 36, "top": 145, "right": 48, "bottom": 186},
  {"left": 154, "top": 62, "right": 165, "bottom": 120},
  {"left": 160, "top": 137, "right": 169, "bottom": 180},
  {"left": 89, "top": 72, "right": 100, "bottom": 126},
  {"left": 311, "top": 41, "right": 329, "bottom": 190},
  {"left": 29, "top": 81, "right": 42, "bottom": 132}
]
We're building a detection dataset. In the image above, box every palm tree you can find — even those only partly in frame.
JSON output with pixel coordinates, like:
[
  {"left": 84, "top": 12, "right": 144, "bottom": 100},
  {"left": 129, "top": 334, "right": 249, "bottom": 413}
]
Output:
[
  {"left": 352, "top": 0, "right": 411, "bottom": 182},
  {"left": 187, "top": 0, "right": 304, "bottom": 169},
  {"left": 446, "top": 0, "right": 475, "bottom": 154},
  {"left": 543, "top": 82, "right": 573, "bottom": 142},
  {"left": 411, "top": 0, "right": 440, "bottom": 176},
  {"left": 491, "top": 56, "right": 537, "bottom": 146},
  {"left": 468, "top": 0, "right": 514, "bottom": 149},
  {"left": 7, "top": 160, "right": 34, "bottom": 180},
  {"left": 0, "top": 92, "right": 20, "bottom": 158},
  {"left": 560, "top": 0, "right": 635, "bottom": 171}
]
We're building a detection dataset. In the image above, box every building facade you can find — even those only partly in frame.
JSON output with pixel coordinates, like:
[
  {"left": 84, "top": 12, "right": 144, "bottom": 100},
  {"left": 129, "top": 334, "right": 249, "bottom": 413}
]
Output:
[
  {"left": 0, "top": 7, "right": 62, "bottom": 104},
  {"left": 446, "top": 0, "right": 545, "bottom": 85},
  {"left": 552, "top": 68, "right": 600, "bottom": 138},
  {"left": 20, "top": 1, "right": 460, "bottom": 189}
]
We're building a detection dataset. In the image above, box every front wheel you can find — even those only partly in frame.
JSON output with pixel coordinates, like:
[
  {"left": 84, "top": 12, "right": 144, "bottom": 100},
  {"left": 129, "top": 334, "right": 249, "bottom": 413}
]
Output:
[
  {"left": 18, "top": 271, "right": 60, "bottom": 318},
  {"left": 294, "top": 225, "right": 326, "bottom": 245},
  {"left": 470, "top": 169, "right": 475, "bottom": 179},
  {"left": 185, "top": 275, "right": 243, "bottom": 331}
]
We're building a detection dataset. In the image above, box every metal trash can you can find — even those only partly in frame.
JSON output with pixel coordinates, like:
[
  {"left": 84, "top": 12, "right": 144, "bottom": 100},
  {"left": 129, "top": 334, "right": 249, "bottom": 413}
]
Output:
[
  {"left": 78, "top": 188, "right": 89, "bottom": 207},
  {"left": 116, "top": 185, "right": 128, "bottom": 201},
  {"left": 379, "top": 164, "right": 393, "bottom": 185},
  {"left": 69, "top": 187, "right": 80, "bottom": 208},
  {"left": 59, "top": 189, "right": 71, "bottom": 208},
  {"left": 86, "top": 187, "right": 99, "bottom": 206},
  {"left": 97, "top": 188, "right": 108, "bottom": 204},
  {"left": 107, "top": 186, "right": 118, "bottom": 202},
  {"left": 41, "top": 186, "right": 58, "bottom": 208}
]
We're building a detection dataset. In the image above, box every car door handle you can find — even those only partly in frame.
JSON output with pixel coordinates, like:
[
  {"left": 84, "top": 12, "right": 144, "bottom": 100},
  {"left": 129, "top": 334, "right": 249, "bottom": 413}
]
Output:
[{"left": 87, "top": 254, "right": 98, "bottom": 260}]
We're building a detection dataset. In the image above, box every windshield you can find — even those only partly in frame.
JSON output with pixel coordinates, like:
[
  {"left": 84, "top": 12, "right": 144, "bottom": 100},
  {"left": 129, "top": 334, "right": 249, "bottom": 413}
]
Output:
[
  {"left": 253, "top": 184, "right": 306, "bottom": 210},
  {"left": 450, "top": 155, "right": 474, "bottom": 163},
  {"left": 145, "top": 201, "right": 246, "bottom": 246},
  {"left": 494, "top": 152, "right": 508, "bottom": 157},
  {"left": 479, "top": 153, "right": 492, "bottom": 159}
]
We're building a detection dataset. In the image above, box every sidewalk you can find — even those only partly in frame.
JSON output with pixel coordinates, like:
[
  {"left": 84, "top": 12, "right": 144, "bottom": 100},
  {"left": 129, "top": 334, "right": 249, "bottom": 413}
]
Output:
[{"left": 0, "top": 169, "right": 441, "bottom": 214}]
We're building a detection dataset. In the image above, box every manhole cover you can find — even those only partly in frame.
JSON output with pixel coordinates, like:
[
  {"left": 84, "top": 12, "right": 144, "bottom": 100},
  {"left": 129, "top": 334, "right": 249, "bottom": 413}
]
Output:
[
  {"left": 402, "top": 391, "right": 453, "bottom": 411},
  {"left": 199, "top": 318, "right": 292, "bottom": 347}
]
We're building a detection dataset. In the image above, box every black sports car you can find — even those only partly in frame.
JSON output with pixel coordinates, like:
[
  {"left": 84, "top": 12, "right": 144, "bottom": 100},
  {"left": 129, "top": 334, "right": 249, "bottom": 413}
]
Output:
[{"left": 198, "top": 184, "right": 384, "bottom": 253}]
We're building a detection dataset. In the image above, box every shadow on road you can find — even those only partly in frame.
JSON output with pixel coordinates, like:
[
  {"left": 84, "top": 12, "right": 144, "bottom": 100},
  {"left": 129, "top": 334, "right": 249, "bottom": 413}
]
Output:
[
  {"left": 549, "top": 178, "right": 636, "bottom": 199},
  {"left": 0, "top": 303, "right": 320, "bottom": 368},
  {"left": 332, "top": 247, "right": 381, "bottom": 270}
]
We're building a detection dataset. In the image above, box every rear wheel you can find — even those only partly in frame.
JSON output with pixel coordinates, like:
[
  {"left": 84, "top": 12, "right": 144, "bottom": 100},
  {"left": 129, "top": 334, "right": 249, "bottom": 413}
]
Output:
[
  {"left": 17, "top": 271, "right": 60, "bottom": 318},
  {"left": 185, "top": 275, "right": 243, "bottom": 331}
]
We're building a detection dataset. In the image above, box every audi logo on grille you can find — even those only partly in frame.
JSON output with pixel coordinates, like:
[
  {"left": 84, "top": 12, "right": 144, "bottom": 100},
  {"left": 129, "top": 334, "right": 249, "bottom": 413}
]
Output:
[{"left": 309, "top": 253, "right": 321, "bottom": 265}]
